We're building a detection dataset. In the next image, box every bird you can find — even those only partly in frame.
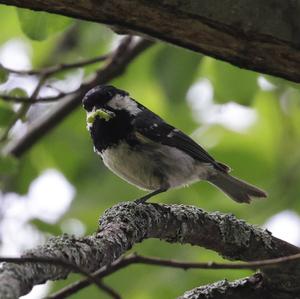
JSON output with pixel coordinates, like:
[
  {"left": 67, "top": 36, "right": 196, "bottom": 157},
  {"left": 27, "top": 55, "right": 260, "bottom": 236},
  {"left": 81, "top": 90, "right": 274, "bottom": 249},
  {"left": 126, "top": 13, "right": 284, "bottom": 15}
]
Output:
[{"left": 82, "top": 85, "right": 267, "bottom": 204}]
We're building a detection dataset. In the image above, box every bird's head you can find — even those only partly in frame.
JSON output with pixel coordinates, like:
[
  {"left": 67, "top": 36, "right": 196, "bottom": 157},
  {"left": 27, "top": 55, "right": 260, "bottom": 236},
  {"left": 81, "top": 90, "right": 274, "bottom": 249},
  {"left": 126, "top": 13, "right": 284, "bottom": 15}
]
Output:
[{"left": 82, "top": 85, "right": 141, "bottom": 125}]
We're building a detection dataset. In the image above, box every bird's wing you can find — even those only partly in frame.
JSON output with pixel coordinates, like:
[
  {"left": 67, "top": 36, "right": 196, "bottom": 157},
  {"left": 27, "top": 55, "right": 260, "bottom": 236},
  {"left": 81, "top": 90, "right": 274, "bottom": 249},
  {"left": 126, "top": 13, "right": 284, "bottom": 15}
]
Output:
[{"left": 132, "top": 110, "right": 229, "bottom": 172}]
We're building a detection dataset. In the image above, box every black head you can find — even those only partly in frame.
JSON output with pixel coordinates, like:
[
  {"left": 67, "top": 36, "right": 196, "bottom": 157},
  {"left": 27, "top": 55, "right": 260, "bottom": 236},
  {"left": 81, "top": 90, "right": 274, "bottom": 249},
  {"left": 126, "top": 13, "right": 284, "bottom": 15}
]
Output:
[{"left": 82, "top": 85, "right": 129, "bottom": 112}]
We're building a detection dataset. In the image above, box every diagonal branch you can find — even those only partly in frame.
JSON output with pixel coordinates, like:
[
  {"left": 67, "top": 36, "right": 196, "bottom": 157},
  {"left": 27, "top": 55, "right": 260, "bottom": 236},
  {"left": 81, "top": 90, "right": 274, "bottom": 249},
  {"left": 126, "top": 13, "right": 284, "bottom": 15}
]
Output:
[
  {"left": 2, "top": 37, "right": 153, "bottom": 157},
  {"left": 0, "top": 74, "right": 47, "bottom": 142},
  {"left": 97, "top": 282, "right": 121, "bottom": 299},
  {"left": 0, "top": 202, "right": 299, "bottom": 299},
  {"left": 0, "top": 256, "right": 107, "bottom": 293}
]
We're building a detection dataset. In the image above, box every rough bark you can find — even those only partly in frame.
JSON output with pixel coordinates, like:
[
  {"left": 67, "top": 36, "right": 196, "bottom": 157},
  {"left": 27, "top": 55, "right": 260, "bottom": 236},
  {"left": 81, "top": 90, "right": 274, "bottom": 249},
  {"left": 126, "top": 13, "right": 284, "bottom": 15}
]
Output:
[
  {"left": 1, "top": 0, "right": 300, "bottom": 82},
  {"left": 0, "top": 202, "right": 299, "bottom": 299},
  {"left": 178, "top": 274, "right": 270, "bottom": 299},
  {"left": 179, "top": 273, "right": 300, "bottom": 299}
]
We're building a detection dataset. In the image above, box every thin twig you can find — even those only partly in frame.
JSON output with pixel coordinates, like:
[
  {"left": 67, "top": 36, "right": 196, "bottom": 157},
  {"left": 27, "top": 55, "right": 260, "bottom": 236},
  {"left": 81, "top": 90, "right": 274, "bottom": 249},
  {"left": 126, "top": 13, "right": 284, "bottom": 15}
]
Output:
[
  {"left": 0, "top": 256, "right": 103, "bottom": 292},
  {"left": 131, "top": 252, "right": 300, "bottom": 270},
  {"left": 44, "top": 255, "right": 134, "bottom": 299},
  {"left": 0, "top": 54, "right": 109, "bottom": 76},
  {"left": 0, "top": 89, "right": 78, "bottom": 103},
  {"left": 98, "top": 281, "right": 121, "bottom": 299},
  {"left": 0, "top": 74, "right": 47, "bottom": 142},
  {"left": 45, "top": 252, "right": 300, "bottom": 299}
]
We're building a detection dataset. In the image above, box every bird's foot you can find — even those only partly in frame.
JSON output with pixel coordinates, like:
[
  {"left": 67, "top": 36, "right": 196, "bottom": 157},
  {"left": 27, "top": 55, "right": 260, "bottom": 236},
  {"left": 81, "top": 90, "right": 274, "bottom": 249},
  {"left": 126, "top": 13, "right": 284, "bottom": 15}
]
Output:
[{"left": 134, "top": 188, "right": 168, "bottom": 204}]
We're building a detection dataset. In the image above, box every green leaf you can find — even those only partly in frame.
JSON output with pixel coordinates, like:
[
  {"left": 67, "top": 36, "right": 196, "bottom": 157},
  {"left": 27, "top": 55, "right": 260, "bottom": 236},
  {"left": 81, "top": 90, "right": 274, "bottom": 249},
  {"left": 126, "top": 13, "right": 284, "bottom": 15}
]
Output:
[
  {"left": 0, "top": 101, "right": 15, "bottom": 127},
  {"left": 201, "top": 58, "right": 258, "bottom": 105},
  {"left": 0, "top": 66, "right": 9, "bottom": 84},
  {"left": 153, "top": 45, "right": 202, "bottom": 103},
  {"left": 0, "top": 155, "right": 18, "bottom": 176},
  {"left": 16, "top": 8, "right": 73, "bottom": 41},
  {"left": 8, "top": 87, "right": 28, "bottom": 98},
  {"left": 0, "top": 155, "right": 19, "bottom": 192},
  {"left": 9, "top": 157, "right": 39, "bottom": 194}
]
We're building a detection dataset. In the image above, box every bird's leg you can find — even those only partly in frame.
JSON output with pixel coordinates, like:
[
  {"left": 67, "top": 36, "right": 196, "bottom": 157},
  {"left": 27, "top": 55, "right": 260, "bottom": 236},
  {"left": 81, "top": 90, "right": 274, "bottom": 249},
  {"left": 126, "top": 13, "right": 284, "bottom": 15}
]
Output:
[{"left": 134, "top": 188, "right": 168, "bottom": 204}]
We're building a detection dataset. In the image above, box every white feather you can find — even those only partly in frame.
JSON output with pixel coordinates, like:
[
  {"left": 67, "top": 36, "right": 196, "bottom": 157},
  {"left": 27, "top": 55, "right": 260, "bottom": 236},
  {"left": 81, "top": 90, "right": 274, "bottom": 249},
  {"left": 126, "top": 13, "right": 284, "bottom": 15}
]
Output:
[{"left": 108, "top": 95, "right": 141, "bottom": 115}]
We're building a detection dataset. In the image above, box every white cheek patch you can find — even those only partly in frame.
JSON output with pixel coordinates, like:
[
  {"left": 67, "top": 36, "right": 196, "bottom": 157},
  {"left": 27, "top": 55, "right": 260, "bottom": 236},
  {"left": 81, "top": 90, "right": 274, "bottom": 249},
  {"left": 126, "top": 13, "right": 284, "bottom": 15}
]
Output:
[
  {"left": 86, "top": 123, "right": 92, "bottom": 131},
  {"left": 108, "top": 95, "right": 141, "bottom": 115}
]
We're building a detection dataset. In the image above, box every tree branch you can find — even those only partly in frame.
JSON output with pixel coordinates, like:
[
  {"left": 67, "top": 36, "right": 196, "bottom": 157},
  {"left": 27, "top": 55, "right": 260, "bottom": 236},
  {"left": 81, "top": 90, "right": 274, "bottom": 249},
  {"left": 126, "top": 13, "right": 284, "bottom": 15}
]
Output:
[
  {"left": 0, "top": 202, "right": 299, "bottom": 299},
  {"left": 0, "top": 1, "right": 300, "bottom": 82},
  {"left": 178, "top": 274, "right": 268, "bottom": 299},
  {"left": 180, "top": 273, "right": 300, "bottom": 299},
  {"left": 0, "top": 90, "right": 77, "bottom": 103},
  {"left": 0, "top": 256, "right": 107, "bottom": 293},
  {"left": 97, "top": 282, "right": 121, "bottom": 299},
  {"left": 0, "top": 54, "right": 109, "bottom": 76}
]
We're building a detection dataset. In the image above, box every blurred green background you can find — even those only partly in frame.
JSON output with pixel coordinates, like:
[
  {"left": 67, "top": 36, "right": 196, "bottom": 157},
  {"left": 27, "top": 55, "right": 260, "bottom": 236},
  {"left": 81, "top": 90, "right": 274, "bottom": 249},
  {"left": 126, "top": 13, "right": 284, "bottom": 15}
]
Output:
[{"left": 0, "top": 5, "right": 300, "bottom": 299}]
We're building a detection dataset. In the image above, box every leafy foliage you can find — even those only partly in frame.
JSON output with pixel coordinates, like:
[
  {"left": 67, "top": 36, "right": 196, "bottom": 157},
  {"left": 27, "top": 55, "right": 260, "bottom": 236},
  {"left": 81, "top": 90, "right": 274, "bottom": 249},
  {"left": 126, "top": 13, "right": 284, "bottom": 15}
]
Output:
[
  {"left": 17, "top": 8, "right": 73, "bottom": 41},
  {"left": 0, "top": 155, "right": 18, "bottom": 176},
  {"left": 0, "top": 101, "right": 15, "bottom": 127},
  {"left": 201, "top": 58, "right": 258, "bottom": 105},
  {"left": 0, "top": 67, "right": 8, "bottom": 83}
]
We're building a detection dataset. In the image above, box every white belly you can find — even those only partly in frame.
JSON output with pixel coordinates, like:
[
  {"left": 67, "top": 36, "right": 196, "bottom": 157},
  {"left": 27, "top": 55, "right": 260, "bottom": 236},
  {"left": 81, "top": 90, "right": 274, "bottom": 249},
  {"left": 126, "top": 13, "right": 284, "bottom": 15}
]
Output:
[
  {"left": 101, "top": 143, "right": 161, "bottom": 190},
  {"left": 100, "top": 142, "right": 212, "bottom": 191}
]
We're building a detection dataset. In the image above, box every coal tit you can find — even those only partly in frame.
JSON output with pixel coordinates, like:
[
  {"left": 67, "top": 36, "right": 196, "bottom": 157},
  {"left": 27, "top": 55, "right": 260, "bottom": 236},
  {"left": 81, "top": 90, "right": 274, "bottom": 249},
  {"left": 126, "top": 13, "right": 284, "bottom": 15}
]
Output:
[{"left": 82, "top": 85, "right": 267, "bottom": 204}]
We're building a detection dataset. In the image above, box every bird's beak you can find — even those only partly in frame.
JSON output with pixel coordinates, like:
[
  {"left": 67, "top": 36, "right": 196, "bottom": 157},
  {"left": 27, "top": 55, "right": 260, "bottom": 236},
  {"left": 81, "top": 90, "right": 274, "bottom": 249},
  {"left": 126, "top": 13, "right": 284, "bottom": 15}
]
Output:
[{"left": 86, "top": 107, "right": 115, "bottom": 123}]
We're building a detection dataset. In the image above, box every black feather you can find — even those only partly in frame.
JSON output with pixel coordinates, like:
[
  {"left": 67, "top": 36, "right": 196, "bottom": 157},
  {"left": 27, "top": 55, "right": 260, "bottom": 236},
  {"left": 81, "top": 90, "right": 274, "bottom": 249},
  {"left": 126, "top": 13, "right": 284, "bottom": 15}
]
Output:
[
  {"left": 90, "top": 110, "right": 133, "bottom": 152},
  {"left": 132, "top": 110, "right": 228, "bottom": 172}
]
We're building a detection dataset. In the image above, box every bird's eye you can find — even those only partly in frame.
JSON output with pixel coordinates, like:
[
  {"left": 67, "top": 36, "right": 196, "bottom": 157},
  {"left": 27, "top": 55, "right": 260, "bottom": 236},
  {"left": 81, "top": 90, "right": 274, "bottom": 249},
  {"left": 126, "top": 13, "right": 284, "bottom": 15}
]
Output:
[
  {"left": 100, "top": 91, "right": 113, "bottom": 104},
  {"left": 82, "top": 85, "right": 120, "bottom": 112},
  {"left": 105, "top": 91, "right": 113, "bottom": 100}
]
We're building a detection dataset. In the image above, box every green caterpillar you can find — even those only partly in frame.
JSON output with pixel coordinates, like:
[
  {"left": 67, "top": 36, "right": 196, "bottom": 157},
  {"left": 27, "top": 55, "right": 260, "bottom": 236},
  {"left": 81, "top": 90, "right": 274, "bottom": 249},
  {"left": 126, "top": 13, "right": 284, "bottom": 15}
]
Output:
[{"left": 87, "top": 109, "right": 115, "bottom": 123}]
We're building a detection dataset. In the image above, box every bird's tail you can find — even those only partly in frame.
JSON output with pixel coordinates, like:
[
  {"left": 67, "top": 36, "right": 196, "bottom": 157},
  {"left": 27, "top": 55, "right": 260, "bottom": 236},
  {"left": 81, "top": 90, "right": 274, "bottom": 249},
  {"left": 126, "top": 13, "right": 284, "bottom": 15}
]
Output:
[{"left": 208, "top": 171, "right": 267, "bottom": 203}]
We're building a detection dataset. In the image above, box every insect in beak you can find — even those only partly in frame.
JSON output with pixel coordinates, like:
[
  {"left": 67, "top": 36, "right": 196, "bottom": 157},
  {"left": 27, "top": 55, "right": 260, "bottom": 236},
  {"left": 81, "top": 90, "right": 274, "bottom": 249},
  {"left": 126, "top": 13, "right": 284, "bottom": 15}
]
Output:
[{"left": 86, "top": 107, "right": 116, "bottom": 123}]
